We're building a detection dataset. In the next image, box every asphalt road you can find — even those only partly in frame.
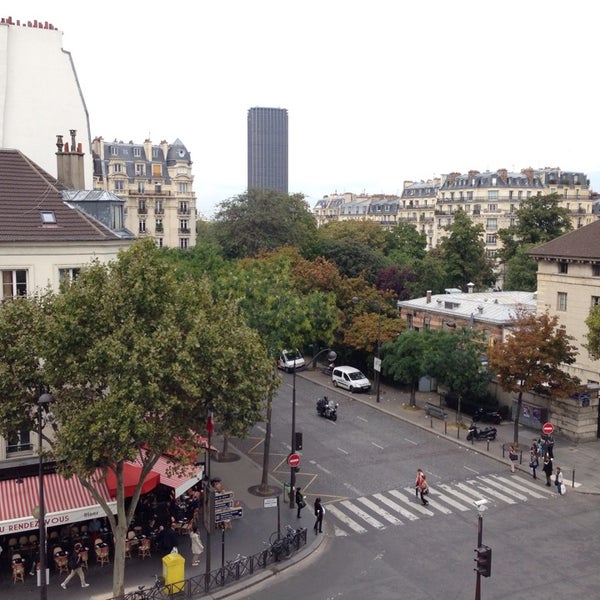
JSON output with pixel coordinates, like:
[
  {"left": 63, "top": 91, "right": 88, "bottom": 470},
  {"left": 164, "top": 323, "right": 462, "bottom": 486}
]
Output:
[{"left": 229, "top": 373, "right": 599, "bottom": 599}]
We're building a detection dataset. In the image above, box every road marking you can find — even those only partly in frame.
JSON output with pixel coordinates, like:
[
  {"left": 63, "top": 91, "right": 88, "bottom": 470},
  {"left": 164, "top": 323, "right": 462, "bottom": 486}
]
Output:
[
  {"left": 373, "top": 493, "right": 419, "bottom": 521},
  {"left": 403, "top": 487, "right": 452, "bottom": 514},
  {"left": 326, "top": 504, "right": 367, "bottom": 534},
  {"left": 468, "top": 480, "right": 515, "bottom": 504},
  {"left": 404, "top": 438, "right": 419, "bottom": 445},
  {"left": 341, "top": 500, "right": 386, "bottom": 529},
  {"left": 337, "top": 447, "right": 349, "bottom": 455},
  {"left": 388, "top": 489, "right": 433, "bottom": 515},
  {"left": 357, "top": 497, "right": 403, "bottom": 525},
  {"left": 429, "top": 489, "right": 471, "bottom": 512},
  {"left": 371, "top": 442, "right": 384, "bottom": 450},
  {"left": 256, "top": 425, "right": 266, "bottom": 434},
  {"left": 343, "top": 482, "right": 364, "bottom": 495},
  {"left": 456, "top": 483, "right": 494, "bottom": 504},
  {"left": 357, "top": 416, "right": 368, "bottom": 422},
  {"left": 316, "top": 464, "right": 332, "bottom": 475},
  {"left": 477, "top": 476, "right": 528, "bottom": 501},
  {"left": 464, "top": 465, "right": 480, "bottom": 475},
  {"left": 438, "top": 483, "right": 483, "bottom": 506},
  {"left": 492, "top": 475, "right": 553, "bottom": 498}
]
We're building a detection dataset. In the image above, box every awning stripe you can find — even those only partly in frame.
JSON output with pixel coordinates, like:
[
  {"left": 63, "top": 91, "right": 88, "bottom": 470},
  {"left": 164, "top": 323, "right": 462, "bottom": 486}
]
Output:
[{"left": 151, "top": 455, "right": 202, "bottom": 498}]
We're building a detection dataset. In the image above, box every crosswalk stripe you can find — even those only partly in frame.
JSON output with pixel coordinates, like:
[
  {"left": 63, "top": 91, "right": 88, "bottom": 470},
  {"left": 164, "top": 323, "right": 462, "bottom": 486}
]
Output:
[
  {"left": 388, "top": 489, "right": 433, "bottom": 516},
  {"left": 456, "top": 482, "right": 494, "bottom": 503},
  {"left": 438, "top": 483, "right": 484, "bottom": 506},
  {"left": 477, "top": 476, "right": 529, "bottom": 501},
  {"left": 341, "top": 500, "right": 386, "bottom": 529},
  {"left": 493, "top": 475, "right": 553, "bottom": 498},
  {"left": 468, "top": 480, "right": 516, "bottom": 504},
  {"left": 373, "top": 493, "right": 419, "bottom": 521},
  {"left": 429, "top": 489, "right": 471, "bottom": 512},
  {"left": 403, "top": 487, "right": 452, "bottom": 514},
  {"left": 326, "top": 504, "right": 367, "bottom": 534},
  {"left": 357, "top": 497, "right": 403, "bottom": 525}
]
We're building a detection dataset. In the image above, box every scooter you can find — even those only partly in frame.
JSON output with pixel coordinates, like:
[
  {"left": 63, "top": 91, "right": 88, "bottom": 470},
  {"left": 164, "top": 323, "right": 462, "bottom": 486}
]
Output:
[
  {"left": 316, "top": 397, "right": 338, "bottom": 421},
  {"left": 473, "top": 407, "right": 502, "bottom": 425},
  {"left": 466, "top": 422, "right": 497, "bottom": 441}
]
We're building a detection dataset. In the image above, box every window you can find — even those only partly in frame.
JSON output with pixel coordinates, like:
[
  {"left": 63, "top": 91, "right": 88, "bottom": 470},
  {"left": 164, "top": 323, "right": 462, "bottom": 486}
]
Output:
[
  {"left": 138, "top": 199, "right": 147, "bottom": 213},
  {"left": 486, "top": 234, "right": 497, "bottom": 245},
  {"left": 110, "top": 146, "right": 118, "bottom": 156},
  {"left": 114, "top": 180, "right": 124, "bottom": 192},
  {"left": 488, "top": 204, "right": 497, "bottom": 212},
  {"left": 179, "top": 202, "right": 189, "bottom": 214},
  {"left": 178, "top": 182, "right": 188, "bottom": 193},
  {"left": 155, "top": 200, "right": 163, "bottom": 214},
  {"left": 488, "top": 190, "right": 498, "bottom": 200},
  {"left": 593, "top": 265, "right": 600, "bottom": 277},
  {"left": 155, "top": 184, "right": 162, "bottom": 193},
  {"left": 6, "top": 430, "right": 32, "bottom": 453},
  {"left": 466, "top": 191, "right": 473, "bottom": 201},
  {"left": 152, "top": 148, "right": 159, "bottom": 158},
  {"left": 518, "top": 191, "right": 523, "bottom": 200},
  {"left": 179, "top": 238, "right": 189, "bottom": 249},
  {"left": 152, "top": 164, "right": 162, "bottom": 177},
  {"left": 559, "top": 262, "right": 568, "bottom": 274},
  {"left": 113, "top": 163, "right": 122, "bottom": 173},
  {"left": 179, "top": 219, "right": 189, "bottom": 232},
  {"left": 137, "top": 181, "right": 145, "bottom": 193},
  {"left": 2, "top": 270, "right": 27, "bottom": 298},
  {"left": 135, "top": 164, "right": 145, "bottom": 176},
  {"left": 557, "top": 292, "right": 567, "bottom": 311},
  {"left": 139, "top": 220, "right": 146, "bottom": 233},
  {"left": 486, "top": 218, "right": 497, "bottom": 231},
  {"left": 155, "top": 219, "right": 163, "bottom": 233},
  {"left": 156, "top": 238, "right": 163, "bottom": 248},
  {"left": 133, "top": 147, "right": 141, "bottom": 157},
  {"left": 59, "top": 268, "right": 80, "bottom": 289},
  {"left": 592, "top": 296, "right": 600, "bottom": 307},
  {"left": 40, "top": 211, "right": 56, "bottom": 224}
]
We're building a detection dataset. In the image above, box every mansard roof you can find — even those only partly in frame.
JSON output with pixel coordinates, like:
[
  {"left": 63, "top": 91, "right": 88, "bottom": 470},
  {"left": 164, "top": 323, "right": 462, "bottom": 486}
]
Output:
[{"left": 529, "top": 219, "right": 600, "bottom": 262}]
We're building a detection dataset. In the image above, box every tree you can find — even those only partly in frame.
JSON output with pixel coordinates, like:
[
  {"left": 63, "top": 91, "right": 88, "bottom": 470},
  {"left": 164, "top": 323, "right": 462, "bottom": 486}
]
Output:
[
  {"left": 376, "top": 264, "right": 418, "bottom": 300},
  {"left": 437, "top": 208, "right": 495, "bottom": 290},
  {"left": 40, "top": 240, "right": 275, "bottom": 598},
  {"left": 318, "top": 237, "right": 388, "bottom": 283},
  {"left": 488, "top": 310, "right": 580, "bottom": 444},
  {"left": 385, "top": 222, "right": 427, "bottom": 263},
  {"left": 584, "top": 305, "right": 600, "bottom": 360},
  {"left": 502, "top": 244, "right": 538, "bottom": 291},
  {"left": 213, "top": 189, "right": 318, "bottom": 259},
  {"left": 381, "top": 330, "right": 431, "bottom": 406}
]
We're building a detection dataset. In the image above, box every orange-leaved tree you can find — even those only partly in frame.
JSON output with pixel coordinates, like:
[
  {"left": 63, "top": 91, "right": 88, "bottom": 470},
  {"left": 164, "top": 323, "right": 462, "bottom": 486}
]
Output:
[{"left": 488, "top": 309, "right": 580, "bottom": 444}]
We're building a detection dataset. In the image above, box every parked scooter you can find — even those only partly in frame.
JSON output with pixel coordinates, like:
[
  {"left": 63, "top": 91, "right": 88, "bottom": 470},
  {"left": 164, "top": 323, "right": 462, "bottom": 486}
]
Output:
[
  {"left": 316, "top": 396, "right": 338, "bottom": 421},
  {"left": 466, "top": 422, "right": 497, "bottom": 441},
  {"left": 473, "top": 407, "right": 502, "bottom": 425}
]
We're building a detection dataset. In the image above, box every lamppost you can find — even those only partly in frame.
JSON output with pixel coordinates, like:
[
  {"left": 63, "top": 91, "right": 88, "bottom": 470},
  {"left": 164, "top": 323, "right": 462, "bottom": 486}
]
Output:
[
  {"left": 37, "top": 391, "right": 53, "bottom": 600},
  {"left": 309, "top": 347, "right": 337, "bottom": 371},
  {"left": 473, "top": 500, "right": 491, "bottom": 600},
  {"left": 374, "top": 304, "right": 382, "bottom": 404}
]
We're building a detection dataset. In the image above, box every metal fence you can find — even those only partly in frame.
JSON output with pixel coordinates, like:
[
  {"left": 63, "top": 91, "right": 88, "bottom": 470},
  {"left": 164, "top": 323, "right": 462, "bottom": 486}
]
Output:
[{"left": 107, "top": 527, "right": 308, "bottom": 600}]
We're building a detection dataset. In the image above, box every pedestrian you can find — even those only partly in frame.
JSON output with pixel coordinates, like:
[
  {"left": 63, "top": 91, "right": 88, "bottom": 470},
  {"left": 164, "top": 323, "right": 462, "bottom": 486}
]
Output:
[
  {"left": 529, "top": 450, "right": 539, "bottom": 479},
  {"left": 189, "top": 526, "right": 204, "bottom": 566},
  {"left": 542, "top": 453, "right": 553, "bottom": 487},
  {"left": 415, "top": 468, "right": 424, "bottom": 499},
  {"left": 554, "top": 466, "right": 564, "bottom": 495},
  {"left": 158, "top": 523, "right": 178, "bottom": 556},
  {"left": 60, "top": 543, "right": 89, "bottom": 589},
  {"left": 419, "top": 475, "right": 430, "bottom": 506},
  {"left": 295, "top": 487, "right": 306, "bottom": 518},
  {"left": 314, "top": 497, "right": 324, "bottom": 534},
  {"left": 546, "top": 435, "right": 555, "bottom": 459}
]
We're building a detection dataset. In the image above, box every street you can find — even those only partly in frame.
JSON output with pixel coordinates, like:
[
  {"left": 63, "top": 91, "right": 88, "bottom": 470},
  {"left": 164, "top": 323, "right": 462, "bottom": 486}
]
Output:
[{"left": 230, "top": 372, "right": 599, "bottom": 599}]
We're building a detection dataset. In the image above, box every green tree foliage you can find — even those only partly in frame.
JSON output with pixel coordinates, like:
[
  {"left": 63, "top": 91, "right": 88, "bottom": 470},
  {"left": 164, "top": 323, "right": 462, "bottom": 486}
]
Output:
[
  {"left": 317, "top": 220, "right": 388, "bottom": 252},
  {"left": 497, "top": 193, "right": 573, "bottom": 262},
  {"left": 213, "top": 189, "right": 318, "bottom": 259},
  {"left": 40, "top": 240, "right": 275, "bottom": 598},
  {"left": 318, "top": 237, "right": 388, "bottom": 283},
  {"left": 584, "top": 305, "right": 600, "bottom": 360},
  {"left": 437, "top": 208, "right": 495, "bottom": 291},
  {"left": 385, "top": 222, "right": 427, "bottom": 263},
  {"left": 502, "top": 244, "right": 538, "bottom": 291},
  {"left": 423, "top": 328, "right": 491, "bottom": 421},
  {"left": 488, "top": 309, "right": 580, "bottom": 443},
  {"left": 381, "top": 330, "right": 431, "bottom": 406}
]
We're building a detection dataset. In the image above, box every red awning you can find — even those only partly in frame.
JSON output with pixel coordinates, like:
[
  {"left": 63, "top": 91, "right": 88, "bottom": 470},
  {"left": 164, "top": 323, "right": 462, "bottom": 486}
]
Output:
[
  {"left": 152, "top": 455, "right": 203, "bottom": 498},
  {"left": 105, "top": 463, "right": 160, "bottom": 498},
  {"left": 0, "top": 470, "right": 116, "bottom": 535}
]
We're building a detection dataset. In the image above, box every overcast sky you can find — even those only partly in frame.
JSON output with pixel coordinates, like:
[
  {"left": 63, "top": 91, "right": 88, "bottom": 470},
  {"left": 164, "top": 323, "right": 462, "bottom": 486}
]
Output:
[{"left": 5, "top": 0, "right": 599, "bottom": 217}]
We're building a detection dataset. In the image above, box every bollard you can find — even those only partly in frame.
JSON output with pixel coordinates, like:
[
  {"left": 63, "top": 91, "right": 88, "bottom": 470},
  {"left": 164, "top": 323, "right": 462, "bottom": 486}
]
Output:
[{"left": 572, "top": 469, "right": 575, "bottom": 488}]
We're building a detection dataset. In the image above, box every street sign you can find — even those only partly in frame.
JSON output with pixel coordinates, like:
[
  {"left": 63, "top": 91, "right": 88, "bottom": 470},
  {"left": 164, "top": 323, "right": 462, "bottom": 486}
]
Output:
[
  {"left": 374, "top": 357, "right": 381, "bottom": 373},
  {"left": 263, "top": 497, "right": 278, "bottom": 508},
  {"left": 542, "top": 422, "right": 554, "bottom": 435},
  {"left": 287, "top": 453, "right": 301, "bottom": 467},
  {"left": 214, "top": 507, "right": 244, "bottom": 522},
  {"left": 215, "top": 490, "right": 234, "bottom": 509}
]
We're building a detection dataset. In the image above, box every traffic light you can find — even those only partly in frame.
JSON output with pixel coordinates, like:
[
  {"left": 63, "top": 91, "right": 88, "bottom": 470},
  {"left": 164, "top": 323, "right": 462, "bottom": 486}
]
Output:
[
  {"left": 474, "top": 545, "right": 492, "bottom": 577},
  {"left": 295, "top": 431, "right": 303, "bottom": 450}
]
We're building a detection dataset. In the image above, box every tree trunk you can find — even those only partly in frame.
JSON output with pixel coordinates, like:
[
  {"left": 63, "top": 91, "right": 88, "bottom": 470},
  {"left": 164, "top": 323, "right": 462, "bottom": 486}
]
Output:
[
  {"left": 260, "top": 395, "right": 273, "bottom": 490},
  {"left": 513, "top": 390, "right": 523, "bottom": 444},
  {"left": 221, "top": 434, "right": 229, "bottom": 458},
  {"left": 112, "top": 520, "right": 128, "bottom": 598},
  {"left": 409, "top": 381, "right": 416, "bottom": 407}
]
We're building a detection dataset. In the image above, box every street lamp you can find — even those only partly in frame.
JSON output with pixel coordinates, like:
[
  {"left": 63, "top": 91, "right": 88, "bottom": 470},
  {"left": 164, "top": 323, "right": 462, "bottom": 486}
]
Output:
[
  {"left": 37, "top": 391, "right": 53, "bottom": 600},
  {"left": 374, "top": 304, "right": 382, "bottom": 404},
  {"left": 309, "top": 347, "right": 337, "bottom": 370}
]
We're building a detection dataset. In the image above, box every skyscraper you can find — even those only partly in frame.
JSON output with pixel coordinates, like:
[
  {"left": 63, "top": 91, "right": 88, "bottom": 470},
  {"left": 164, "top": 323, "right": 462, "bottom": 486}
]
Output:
[{"left": 247, "top": 107, "right": 288, "bottom": 194}]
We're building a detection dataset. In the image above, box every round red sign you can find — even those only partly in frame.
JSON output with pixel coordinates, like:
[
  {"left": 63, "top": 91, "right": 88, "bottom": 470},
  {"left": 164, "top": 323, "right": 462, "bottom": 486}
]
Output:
[
  {"left": 542, "top": 422, "right": 554, "bottom": 435},
  {"left": 287, "top": 453, "right": 301, "bottom": 467}
]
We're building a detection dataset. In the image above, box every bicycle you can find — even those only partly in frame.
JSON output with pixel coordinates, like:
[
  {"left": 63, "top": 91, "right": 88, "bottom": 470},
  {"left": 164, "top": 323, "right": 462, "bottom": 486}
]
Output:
[
  {"left": 133, "top": 574, "right": 166, "bottom": 599},
  {"left": 220, "top": 553, "right": 248, "bottom": 585}
]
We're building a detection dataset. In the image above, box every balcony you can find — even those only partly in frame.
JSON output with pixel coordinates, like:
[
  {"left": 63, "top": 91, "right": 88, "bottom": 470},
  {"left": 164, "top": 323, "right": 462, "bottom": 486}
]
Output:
[
  {"left": 178, "top": 209, "right": 191, "bottom": 216},
  {"left": 155, "top": 208, "right": 164, "bottom": 215},
  {"left": 138, "top": 208, "right": 148, "bottom": 215},
  {"left": 178, "top": 228, "right": 191, "bottom": 234}
]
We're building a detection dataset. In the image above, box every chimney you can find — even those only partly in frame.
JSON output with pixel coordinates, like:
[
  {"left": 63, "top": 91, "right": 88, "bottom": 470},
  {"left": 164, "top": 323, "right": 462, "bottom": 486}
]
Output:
[
  {"left": 467, "top": 282, "right": 475, "bottom": 293},
  {"left": 56, "top": 130, "right": 85, "bottom": 190},
  {"left": 426, "top": 290, "right": 432, "bottom": 304}
]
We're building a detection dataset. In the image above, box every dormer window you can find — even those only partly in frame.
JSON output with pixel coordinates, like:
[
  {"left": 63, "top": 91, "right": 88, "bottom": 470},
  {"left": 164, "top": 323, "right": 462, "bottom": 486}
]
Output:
[{"left": 40, "top": 211, "right": 56, "bottom": 224}]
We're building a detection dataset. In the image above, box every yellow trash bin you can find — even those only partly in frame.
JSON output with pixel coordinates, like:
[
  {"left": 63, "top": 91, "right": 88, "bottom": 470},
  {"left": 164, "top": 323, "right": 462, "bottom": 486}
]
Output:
[{"left": 162, "top": 552, "right": 185, "bottom": 593}]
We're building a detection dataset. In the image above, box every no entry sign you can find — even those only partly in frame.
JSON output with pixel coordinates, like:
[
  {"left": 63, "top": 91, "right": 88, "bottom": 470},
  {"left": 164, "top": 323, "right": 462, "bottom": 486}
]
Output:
[
  {"left": 542, "top": 422, "right": 554, "bottom": 435},
  {"left": 287, "top": 453, "right": 301, "bottom": 467}
]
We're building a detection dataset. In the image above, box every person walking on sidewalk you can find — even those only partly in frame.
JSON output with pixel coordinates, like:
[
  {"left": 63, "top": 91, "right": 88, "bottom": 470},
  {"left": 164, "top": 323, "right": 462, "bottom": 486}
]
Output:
[
  {"left": 529, "top": 450, "right": 539, "bottom": 479},
  {"left": 419, "top": 475, "right": 430, "bottom": 506},
  {"left": 415, "top": 468, "right": 424, "bottom": 499},
  {"left": 61, "top": 543, "right": 89, "bottom": 589},
  {"left": 189, "top": 526, "right": 204, "bottom": 566},
  {"left": 542, "top": 454, "right": 553, "bottom": 487},
  {"left": 545, "top": 434, "right": 555, "bottom": 459},
  {"left": 314, "top": 497, "right": 324, "bottom": 534},
  {"left": 295, "top": 487, "right": 306, "bottom": 518},
  {"left": 554, "top": 466, "right": 564, "bottom": 495}
]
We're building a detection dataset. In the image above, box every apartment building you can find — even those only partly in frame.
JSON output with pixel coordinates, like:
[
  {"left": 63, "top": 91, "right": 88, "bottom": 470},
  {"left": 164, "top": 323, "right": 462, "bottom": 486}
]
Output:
[
  {"left": 92, "top": 137, "right": 197, "bottom": 249},
  {"left": 313, "top": 168, "right": 597, "bottom": 255}
]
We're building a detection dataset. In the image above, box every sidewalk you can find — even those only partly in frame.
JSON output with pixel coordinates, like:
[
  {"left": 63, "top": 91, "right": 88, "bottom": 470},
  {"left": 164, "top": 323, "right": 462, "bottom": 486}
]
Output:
[{"left": 16, "top": 368, "right": 599, "bottom": 600}]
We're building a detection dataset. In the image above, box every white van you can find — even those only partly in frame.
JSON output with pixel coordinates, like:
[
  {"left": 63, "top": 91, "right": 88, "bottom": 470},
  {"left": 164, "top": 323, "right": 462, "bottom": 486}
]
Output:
[
  {"left": 331, "top": 366, "right": 371, "bottom": 393},
  {"left": 277, "top": 349, "right": 305, "bottom": 372}
]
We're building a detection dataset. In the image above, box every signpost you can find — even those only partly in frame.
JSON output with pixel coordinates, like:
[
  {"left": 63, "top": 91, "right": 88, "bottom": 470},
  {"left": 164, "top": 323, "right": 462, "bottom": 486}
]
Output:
[
  {"left": 287, "top": 453, "right": 301, "bottom": 468},
  {"left": 542, "top": 422, "right": 554, "bottom": 435},
  {"left": 215, "top": 507, "right": 244, "bottom": 523}
]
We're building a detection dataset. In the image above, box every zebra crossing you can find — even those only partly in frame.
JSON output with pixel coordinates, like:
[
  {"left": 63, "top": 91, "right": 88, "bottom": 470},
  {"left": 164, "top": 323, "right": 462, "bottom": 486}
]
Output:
[{"left": 325, "top": 474, "right": 555, "bottom": 536}]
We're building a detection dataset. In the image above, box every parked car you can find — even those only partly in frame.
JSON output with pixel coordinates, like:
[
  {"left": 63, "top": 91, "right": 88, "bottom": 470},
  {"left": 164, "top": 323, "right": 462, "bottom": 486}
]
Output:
[
  {"left": 277, "top": 349, "right": 305, "bottom": 372},
  {"left": 331, "top": 366, "right": 371, "bottom": 393}
]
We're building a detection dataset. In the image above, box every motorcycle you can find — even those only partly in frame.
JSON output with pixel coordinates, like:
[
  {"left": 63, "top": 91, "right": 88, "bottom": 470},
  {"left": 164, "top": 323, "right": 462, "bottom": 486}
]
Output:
[
  {"left": 466, "top": 422, "right": 497, "bottom": 441},
  {"left": 473, "top": 407, "right": 502, "bottom": 425},
  {"left": 316, "top": 397, "right": 338, "bottom": 421}
]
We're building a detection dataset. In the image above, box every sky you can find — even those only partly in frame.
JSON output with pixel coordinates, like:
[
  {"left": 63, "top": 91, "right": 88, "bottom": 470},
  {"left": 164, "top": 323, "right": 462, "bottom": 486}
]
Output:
[{"left": 4, "top": 0, "right": 600, "bottom": 217}]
